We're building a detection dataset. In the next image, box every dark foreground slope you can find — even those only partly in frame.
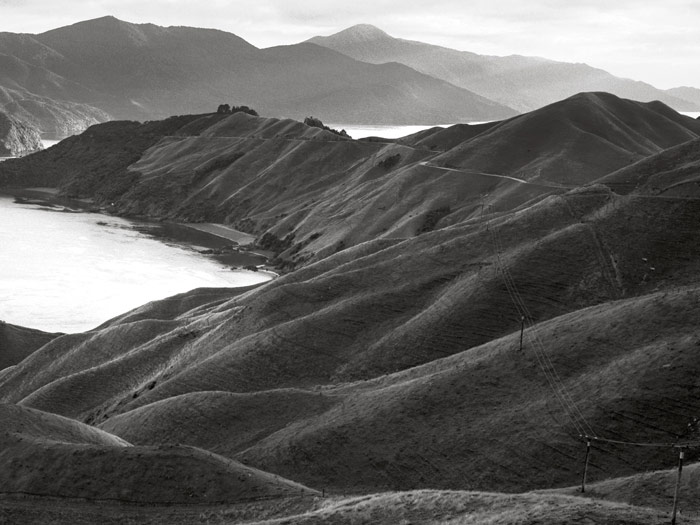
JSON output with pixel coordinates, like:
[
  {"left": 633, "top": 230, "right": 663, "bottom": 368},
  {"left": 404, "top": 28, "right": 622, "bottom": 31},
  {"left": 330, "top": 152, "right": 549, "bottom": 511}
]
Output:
[
  {"left": 0, "top": 403, "right": 316, "bottom": 503},
  {"left": 3, "top": 183, "right": 700, "bottom": 496},
  {"left": 3, "top": 187, "right": 700, "bottom": 523}
]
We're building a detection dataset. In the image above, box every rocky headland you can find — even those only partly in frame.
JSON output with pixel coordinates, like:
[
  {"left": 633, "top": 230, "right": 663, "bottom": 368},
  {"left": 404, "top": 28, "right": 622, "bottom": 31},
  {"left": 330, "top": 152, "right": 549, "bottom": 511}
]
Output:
[{"left": 0, "top": 111, "right": 42, "bottom": 157}]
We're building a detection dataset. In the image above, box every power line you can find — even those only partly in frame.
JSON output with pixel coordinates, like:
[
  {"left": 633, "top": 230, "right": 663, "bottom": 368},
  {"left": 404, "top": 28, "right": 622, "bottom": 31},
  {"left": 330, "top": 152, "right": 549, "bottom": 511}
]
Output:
[
  {"left": 485, "top": 196, "right": 700, "bottom": 452},
  {"left": 487, "top": 207, "right": 596, "bottom": 437}
]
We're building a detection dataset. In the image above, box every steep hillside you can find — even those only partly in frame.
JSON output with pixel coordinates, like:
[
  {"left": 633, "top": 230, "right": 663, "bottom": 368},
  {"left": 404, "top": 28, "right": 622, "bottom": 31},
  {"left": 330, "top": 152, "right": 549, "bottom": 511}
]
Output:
[
  {"left": 0, "top": 113, "right": 222, "bottom": 191},
  {"left": 598, "top": 138, "right": 700, "bottom": 196},
  {"left": 0, "top": 16, "right": 515, "bottom": 135},
  {"left": 434, "top": 92, "right": 700, "bottom": 186},
  {"left": 308, "top": 24, "right": 700, "bottom": 113}
]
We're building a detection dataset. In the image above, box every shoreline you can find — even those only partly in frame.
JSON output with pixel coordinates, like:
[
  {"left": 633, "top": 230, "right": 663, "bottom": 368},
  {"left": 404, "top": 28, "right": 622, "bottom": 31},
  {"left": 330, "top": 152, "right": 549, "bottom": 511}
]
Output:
[
  {"left": 185, "top": 223, "right": 256, "bottom": 246},
  {"left": 0, "top": 187, "right": 275, "bottom": 272}
]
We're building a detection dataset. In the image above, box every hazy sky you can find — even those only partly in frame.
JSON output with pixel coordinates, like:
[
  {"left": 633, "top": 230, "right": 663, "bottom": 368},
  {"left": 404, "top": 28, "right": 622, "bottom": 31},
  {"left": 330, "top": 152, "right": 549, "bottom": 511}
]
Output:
[{"left": 1, "top": 0, "right": 698, "bottom": 89}]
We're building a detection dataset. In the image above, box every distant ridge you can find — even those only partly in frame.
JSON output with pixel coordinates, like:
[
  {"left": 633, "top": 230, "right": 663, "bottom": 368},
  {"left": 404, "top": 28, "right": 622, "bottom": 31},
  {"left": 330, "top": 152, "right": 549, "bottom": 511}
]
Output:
[
  {"left": 666, "top": 86, "right": 700, "bottom": 107},
  {"left": 308, "top": 24, "right": 700, "bottom": 113}
]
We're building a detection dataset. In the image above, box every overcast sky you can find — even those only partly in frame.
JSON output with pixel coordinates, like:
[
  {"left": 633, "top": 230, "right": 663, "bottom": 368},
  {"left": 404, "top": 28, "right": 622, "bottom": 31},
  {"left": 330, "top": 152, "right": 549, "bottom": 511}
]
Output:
[{"left": 1, "top": 0, "right": 698, "bottom": 89}]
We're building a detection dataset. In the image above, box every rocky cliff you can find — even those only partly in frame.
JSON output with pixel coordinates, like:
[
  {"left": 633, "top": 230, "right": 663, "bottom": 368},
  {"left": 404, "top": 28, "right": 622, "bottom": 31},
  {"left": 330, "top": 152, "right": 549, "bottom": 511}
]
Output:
[{"left": 0, "top": 111, "right": 42, "bottom": 156}]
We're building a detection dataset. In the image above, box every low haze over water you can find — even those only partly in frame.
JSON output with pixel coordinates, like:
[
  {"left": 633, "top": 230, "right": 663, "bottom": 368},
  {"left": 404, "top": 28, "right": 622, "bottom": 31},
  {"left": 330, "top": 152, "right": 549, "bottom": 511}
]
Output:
[{"left": 0, "top": 196, "right": 270, "bottom": 333}]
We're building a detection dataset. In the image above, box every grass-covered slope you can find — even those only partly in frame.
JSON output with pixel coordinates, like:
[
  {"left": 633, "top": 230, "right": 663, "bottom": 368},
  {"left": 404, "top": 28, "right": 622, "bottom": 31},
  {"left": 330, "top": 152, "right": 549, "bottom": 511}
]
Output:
[
  {"left": 434, "top": 92, "right": 700, "bottom": 186},
  {"left": 2, "top": 185, "right": 700, "bottom": 495},
  {"left": 3, "top": 93, "right": 700, "bottom": 512},
  {"left": 3, "top": 92, "right": 697, "bottom": 273},
  {"left": 598, "top": 137, "right": 700, "bottom": 196},
  {"left": 0, "top": 488, "right": 679, "bottom": 524},
  {"left": 555, "top": 462, "right": 700, "bottom": 517},
  {"left": 0, "top": 403, "right": 317, "bottom": 503}
]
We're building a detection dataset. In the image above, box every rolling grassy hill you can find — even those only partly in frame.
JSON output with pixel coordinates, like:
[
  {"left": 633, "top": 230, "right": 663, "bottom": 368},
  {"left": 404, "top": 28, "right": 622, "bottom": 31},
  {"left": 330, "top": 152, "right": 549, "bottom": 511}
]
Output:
[
  {"left": 433, "top": 92, "right": 700, "bottom": 186},
  {"left": 2, "top": 92, "right": 700, "bottom": 521},
  {"left": 0, "top": 402, "right": 317, "bottom": 504},
  {"left": 2, "top": 184, "right": 700, "bottom": 495},
  {"left": 2, "top": 92, "right": 698, "bottom": 273}
]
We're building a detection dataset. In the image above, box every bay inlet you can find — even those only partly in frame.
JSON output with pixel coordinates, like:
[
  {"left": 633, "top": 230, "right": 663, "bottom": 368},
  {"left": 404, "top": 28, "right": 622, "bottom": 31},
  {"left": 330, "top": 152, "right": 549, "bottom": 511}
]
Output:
[{"left": 0, "top": 194, "right": 270, "bottom": 333}]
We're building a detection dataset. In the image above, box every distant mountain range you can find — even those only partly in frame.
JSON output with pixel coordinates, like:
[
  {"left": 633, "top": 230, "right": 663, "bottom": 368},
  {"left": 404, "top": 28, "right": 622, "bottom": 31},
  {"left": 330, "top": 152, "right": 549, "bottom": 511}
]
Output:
[
  {"left": 0, "top": 16, "right": 515, "bottom": 137},
  {"left": 307, "top": 24, "right": 700, "bottom": 113},
  {"left": 0, "top": 17, "right": 698, "bottom": 139}
]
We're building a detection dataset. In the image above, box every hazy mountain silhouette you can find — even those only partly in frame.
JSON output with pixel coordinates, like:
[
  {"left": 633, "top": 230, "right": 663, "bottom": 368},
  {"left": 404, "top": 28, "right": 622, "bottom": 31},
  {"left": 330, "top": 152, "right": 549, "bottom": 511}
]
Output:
[
  {"left": 307, "top": 24, "right": 699, "bottom": 113},
  {"left": 0, "top": 16, "right": 516, "bottom": 137},
  {"left": 666, "top": 86, "right": 700, "bottom": 108}
]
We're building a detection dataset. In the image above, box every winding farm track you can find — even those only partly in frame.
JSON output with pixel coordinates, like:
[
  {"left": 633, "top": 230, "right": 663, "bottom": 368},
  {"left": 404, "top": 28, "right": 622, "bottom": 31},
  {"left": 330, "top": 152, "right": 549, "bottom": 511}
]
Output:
[{"left": 418, "top": 161, "right": 577, "bottom": 190}]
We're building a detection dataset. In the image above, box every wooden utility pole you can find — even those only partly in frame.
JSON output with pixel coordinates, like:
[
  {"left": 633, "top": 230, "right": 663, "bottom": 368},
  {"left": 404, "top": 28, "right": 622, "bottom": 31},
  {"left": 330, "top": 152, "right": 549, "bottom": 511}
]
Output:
[
  {"left": 519, "top": 316, "right": 525, "bottom": 352},
  {"left": 580, "top": 438, "right": 592, "bottom": 493},
  {"left": 671, "top": 447, "right": 685, "bottom": 525}
]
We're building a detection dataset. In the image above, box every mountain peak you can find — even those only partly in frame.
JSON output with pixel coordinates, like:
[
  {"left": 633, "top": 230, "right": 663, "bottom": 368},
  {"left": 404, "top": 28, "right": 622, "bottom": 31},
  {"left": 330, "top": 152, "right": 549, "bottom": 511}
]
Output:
[
  {"left": 340, "top": 24, "right": 390, "bottom": 40},
  {"left": 307, "top": 24, "right": 392, "bottom": 45}
]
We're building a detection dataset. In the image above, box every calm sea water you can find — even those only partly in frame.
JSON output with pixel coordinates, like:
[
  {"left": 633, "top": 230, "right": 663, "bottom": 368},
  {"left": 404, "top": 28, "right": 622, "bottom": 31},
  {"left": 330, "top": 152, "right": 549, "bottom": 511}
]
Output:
[
  {"left": 329, "top": 124, "right": 451, "bottom": 140},
  {"left": 0, "top": 195, "right": 270, "bottom": 333},
  {"left": 340, "top": 112, "right": 700, "bottom": 139}
]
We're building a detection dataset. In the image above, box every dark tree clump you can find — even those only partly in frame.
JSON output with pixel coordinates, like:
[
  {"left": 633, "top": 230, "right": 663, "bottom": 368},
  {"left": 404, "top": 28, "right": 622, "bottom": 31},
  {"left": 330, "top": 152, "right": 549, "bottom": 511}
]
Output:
[
  {"left": 216, "top": 104, "right": 259, "bottom": 116},
  {"left": 378, "top": 153, "right": 401, "bottom": 170},
  {"left": 303, "top": 116, "right": 350, "bottom": 138}
]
